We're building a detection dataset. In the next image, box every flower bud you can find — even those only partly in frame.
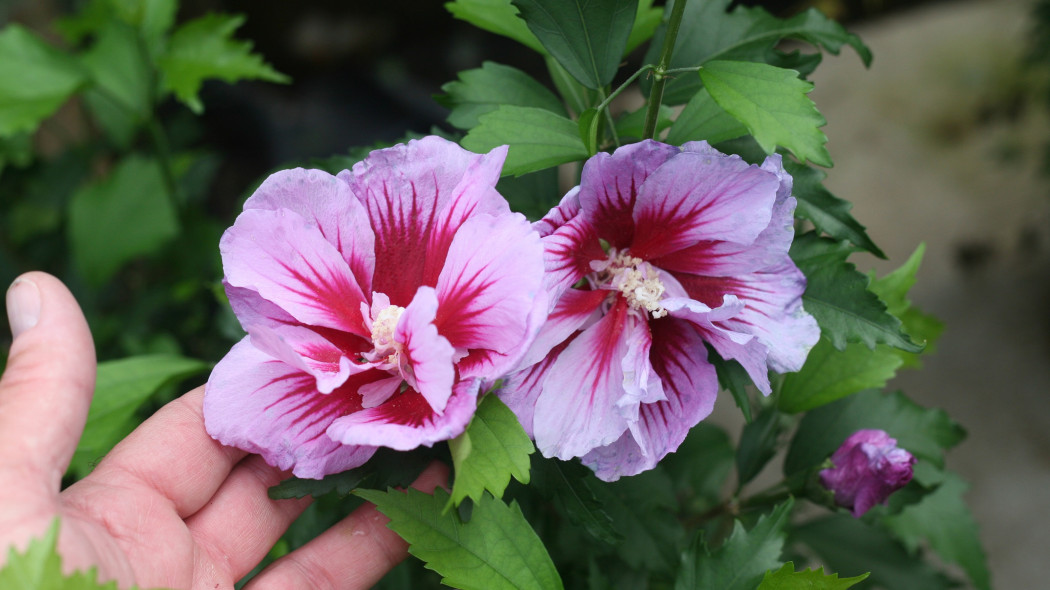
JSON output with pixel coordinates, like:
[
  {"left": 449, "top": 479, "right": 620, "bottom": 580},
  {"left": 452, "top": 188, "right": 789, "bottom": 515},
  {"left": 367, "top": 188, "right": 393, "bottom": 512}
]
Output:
[{"left": 819, "top": 429, "right": 915, "bottom": 517}]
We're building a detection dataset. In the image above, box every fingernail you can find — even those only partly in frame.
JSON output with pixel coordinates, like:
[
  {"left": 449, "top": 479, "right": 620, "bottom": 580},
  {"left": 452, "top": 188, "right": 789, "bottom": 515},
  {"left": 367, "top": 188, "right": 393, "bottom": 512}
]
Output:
[{"left": 7, "top": 278, "right": 41, "bottom": 339}]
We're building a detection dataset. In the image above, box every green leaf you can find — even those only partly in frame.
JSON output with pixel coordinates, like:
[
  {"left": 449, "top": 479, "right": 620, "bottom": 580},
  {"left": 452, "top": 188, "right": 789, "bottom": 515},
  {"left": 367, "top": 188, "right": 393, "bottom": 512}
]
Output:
[
  {"left": 57, "top": 0, "right": 177, "bottom": 59},
  {"left": 67, "top": 155, "right": 178, "bottom": 284},
  {"left": 867, "top": 244, "right": 944, "bottom": 369},
  {"left": 546, "top": 56, "right": 599, "bottom": 116},
  {"left": 0, "top": 520, "right": 133, "bottom": 590},
  {"left": 778, "top": 339, "right": 903, "bottom": 413},
  {"left": 757, "top": 563, "right": 869, "bottom": 590},
  {"left": 158, "top": 14, "right": 288, "bottom": 114},
  {"left": 784, "top": 390, "right": 966, "bottom": 475},
  {"left": 511, "top": 0, "right": 637, "bottom": 89},
  {"left": 269, "top": 447, "right": 437, "bottom": 500},
  {"left": 736, "top": 404, "right": 783, "bottom": 486},
  {"left": 699, "top": 60, "right": 831, "bottom": 167},
  {"left": 448, "top": 395, "right": 534, "bottom": 507},
  {"left": 882, "top": 472, "right": 991, "bottom": 590},
  {"left": 661, "top": 423, "right": 734, "bottom": 509},
  {"left": 495, "top": 166, "right": 560, "bottom": 220},
  {"left": 69, "top": 354, "right": 209, "bottom": 476},
  {"left": 357, "top": 487, "right": 564, "bottom": 590},
  {"left": 675, "top": 499, "right": 793, "bottom": 590},
  {"left": 666, "top": 87, "right": 749, "bottom": 146},
  {"left": 439, "top": 61, "right": 566, "bottom": 130},
  {"left": 625, "top": 0, "right": 662, "bottom": 55},
  {"left": 578, "top": 108, "right": 601, "bottom": 155},
  {"left": 596, "top": 467, "right": 684, "bottom": 573},
  {"left": 80, "top": 19, "right": 152, "bottom": 148},
  {"left": 786, "top": 160, "right": 884, "bottom": 258},
  {"left": 712, "top": 353, "right": 753, "bottom": 422},
  {"left": 644, "top": 0, "right": 871, "bottom": 105},
  {"left": 614, "top": 104, "right": 673, "bottom": 140},
  {"left": 0, "top": 25, "right": 88, "bottom": 137},
  {"left": 461, "top": 105, "right": 589, "bottom": 176},
  {"left": 790, "top": 233, "right": 922, "bottom": 353},
  {"left": 793, "top": 515, "right": 955, "bottom": 590},
  {"left": 444, "top": 0, "right": 546, "bottom": 53},
  {"left": 530, "top": 455, "right": 623, "bottom": 544},
  {"left": 0, "top": 132, "right": 33, "bottom": 177}
]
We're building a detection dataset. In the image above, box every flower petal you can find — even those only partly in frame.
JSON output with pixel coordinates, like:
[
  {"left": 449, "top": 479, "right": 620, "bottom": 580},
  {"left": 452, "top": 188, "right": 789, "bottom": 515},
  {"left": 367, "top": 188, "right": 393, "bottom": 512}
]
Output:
[
  {"left": 396, "top": 286, "right": 456, "bottom": 413},
  {"left": 542, "top": 215, "right": 606, "bottom": 299},
  {"left": 244, "top": 168, "right": 377, "bottom": 296},
  {"left": 533, "top": 297, "right": 634, "bottom": 460},
  {"left": 203, "top": 338, "right": 379, "bottom": 479},
  {"left": 514, "top": 287, "right": 606, "bottom": 371},
  {"left": 343, "top": 137, "right": 509, "bottom": 306},
  {"left": 245, "top": 323, "right": 359, "bottom": 394},
  {"left": 221, "top": 208, "right": 370, "bottom": 338},
  {"left": 582, "top": 318, "right": 718, "bottom": 481},
  {"left": 534, "top": 186, "right": 581, "bottom": 238},
  {"left": 498, "top": 337, "right": 574, "bottom": 439},
  {"left": 326, "top": 378, "right": 482, "bottom": 450}
]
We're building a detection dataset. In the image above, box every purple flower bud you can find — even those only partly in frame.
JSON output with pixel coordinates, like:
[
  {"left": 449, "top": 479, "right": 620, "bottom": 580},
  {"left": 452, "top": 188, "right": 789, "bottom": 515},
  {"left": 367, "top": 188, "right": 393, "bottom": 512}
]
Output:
[{"left": 819, "top": 429, "right": 916, "bottom": 517}]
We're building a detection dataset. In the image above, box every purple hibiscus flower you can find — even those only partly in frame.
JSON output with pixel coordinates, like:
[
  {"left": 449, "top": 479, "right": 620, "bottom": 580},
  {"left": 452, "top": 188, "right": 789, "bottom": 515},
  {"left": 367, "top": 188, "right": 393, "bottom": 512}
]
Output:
[
  {"left": 499, "top": 140, "right": 819, "bottom": 481},
  {"left": 820, "top": 429, "right": 916, "bottom": 517},
  {"left": 204, "top": 136, "right": 547, "bottom": 479}
]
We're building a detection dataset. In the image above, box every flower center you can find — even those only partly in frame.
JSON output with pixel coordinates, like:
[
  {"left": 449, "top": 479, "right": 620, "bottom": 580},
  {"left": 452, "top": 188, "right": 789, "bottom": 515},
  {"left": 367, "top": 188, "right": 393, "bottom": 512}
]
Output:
[
  {"left": 370, "top": 304, "right": 405, "bottom": 357},
  {"left": 595, "top": 250, "right": 669, "bottom": 319}
]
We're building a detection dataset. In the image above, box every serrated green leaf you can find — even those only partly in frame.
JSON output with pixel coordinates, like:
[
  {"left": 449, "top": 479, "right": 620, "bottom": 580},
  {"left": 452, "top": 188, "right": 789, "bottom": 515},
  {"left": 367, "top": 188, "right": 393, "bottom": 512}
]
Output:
[
  {"left": 530, "top": 455, "right": 623, "bottom": 544},
  {"left": 67, "top": 155, "right": 178, "bottom": 284},
  {"left": 0, "top": 520, "right": 129, "bottom": 589},
  {"left": 778, "top": 339, "right": 903, "bottom": 413},
  {"left": 462, "top": 105, "right": 589, "bottom": 176},
  {"left": 158, "top": 14, "right": 288, "bottom": 113},
  {"left": 0, "top": 25, "right": 88, "bottom": 137},
  {"left": 445, "top": 0, "right": 546, "bottom": 53},
  {"left": 786, "top": 160, "right": 884, "bottom": 258},
  {"left": 867, "top": 244, "right": 944, "bottom": 369},
  {"left": 614, "top": 104, "right": 673, "bottom": 140},
  {"left": 661, "top": 423, "right": 734, "bottom": 509},
  {"left": 511, "top": 0, "right": 637, "bottom": 89},
  {"left": 666, "top": 87, "right": 749, "bottom": 146},
  {"left": 80, "top": 19, "right": 152, "bottom": 147},
  {"left": 644, "top": 0, "right": 870, "bottom": 104},
  {"left": 439, "top": 61, "right": 566, "bottom": 130},
  {"left": 269, "top": 447, "right": 437, "bottom": 500},
  {"left": 57, "top": 0, "right": 177, "bottom": 59},
  {"left": 69, "top": 354, "right": 209, "bottom": 476},
  {"left": 495, "top": 166, "right": 560, "bottom": 220},
  {"left": 711, "top": 353, "right": 753, "bottom": 422},
  {"left": 675, "top": 499, "right": 793, "bottom": 590},
  {"left": 790, "top": 233, "right": 922, "bottom": 352},
  {"left": 883, "top": 472, "right": 991, "bottom": 590},
  {"left": 357, "top": 487, "right": 563, "bottom": 590},
  {"left": 448, "top": 395, "right": 534, "bottom": 507},
  {"left": 597, "top": 467, "right": 684, "bottom": 572},
  {"left": 784, "top": 390, "right": 965, "bottom": 475},
  {"left": 546, "top": 56, "right": 599, "bottom": 116},
  {"left": 699, "top": 60, "right": 831, "bottom": 167},
  {"left": 757, "top": 563, "right": 869, "bottom": 589},
  {"left": 793, "top": 515, "right": 955, "bottom": 590},
  {"left": 736, "top": 404, "right": 783, "bottom": 486}
]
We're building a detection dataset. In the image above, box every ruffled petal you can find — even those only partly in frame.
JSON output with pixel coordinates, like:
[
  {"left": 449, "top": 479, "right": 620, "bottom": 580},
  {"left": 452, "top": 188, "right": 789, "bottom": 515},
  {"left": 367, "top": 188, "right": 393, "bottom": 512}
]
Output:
[
  {"left": 203, "top": 338, "right": 379, "bottom": 479},
  {"left": 326, "top": 378, "right": 482, "bottom": 450},
  {"left": 455, "top": 283, "right": 549, "bottom": 381},
  {"left": 396, "top": 286, "right": 456, "bottom": 413},
  {"left": 343, "top": 137, "right": 509, "bottom": 306},
  {"left": 542, "top": 215, "right": 605, "bottom": 299},
  {"left": 221, "top": 208, "right": 369, "bottom": 338},
  {"left": 533, "top": 297, "right": 634, "bottom": 460},
  {"left": 498, "top": 338, "right": 574, "bottom": 439},
  {"left": 582, "top": 318, "right": 718, "bottom": 481},
  {"left": 620, "top": 311, "right": 664, "bottom": 411},
  {"left": 534, "top": 186, "right": 581, "bottom": 238},
  {"left": 514, "top": 287, "right": 606, "bottom": 371},
  {"left": 244, "top": 168, "right": 377, "bottom": 296},
  {"left": 245, "top": 323, "right": 359, "bottom": 394}
]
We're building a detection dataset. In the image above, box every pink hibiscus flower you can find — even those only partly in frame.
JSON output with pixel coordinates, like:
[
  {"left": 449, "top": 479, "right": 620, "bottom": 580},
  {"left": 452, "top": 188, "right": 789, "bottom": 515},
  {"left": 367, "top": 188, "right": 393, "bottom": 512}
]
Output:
[
  {"left": 204, "top": 136, "right": 547, "bottom": 479},
  {"left": 499, "top": 140, "right": 819, "bottom": 481}
]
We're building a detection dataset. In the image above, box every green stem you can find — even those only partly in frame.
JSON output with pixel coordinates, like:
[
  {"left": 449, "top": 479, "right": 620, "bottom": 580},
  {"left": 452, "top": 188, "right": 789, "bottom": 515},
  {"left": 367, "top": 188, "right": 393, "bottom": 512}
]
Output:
[
  {"left": 643, "top": 0, "right": 689, "bottom": 139},
  {"left": 595, "top": 87, "right": 621, "bottom": 148}
]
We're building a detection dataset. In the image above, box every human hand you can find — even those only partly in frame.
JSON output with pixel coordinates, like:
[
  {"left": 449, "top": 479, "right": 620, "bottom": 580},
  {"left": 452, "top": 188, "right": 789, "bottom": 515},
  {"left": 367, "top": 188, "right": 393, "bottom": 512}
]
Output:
[{"left": 0, "top": 272, "right": 447, "bottom": 589}]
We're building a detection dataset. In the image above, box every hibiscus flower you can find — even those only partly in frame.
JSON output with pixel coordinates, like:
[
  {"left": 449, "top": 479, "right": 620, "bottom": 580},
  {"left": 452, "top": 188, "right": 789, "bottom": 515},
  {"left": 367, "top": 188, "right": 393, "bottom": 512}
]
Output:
[
  {"left": 499, "top": 140, "right": 819, "bottom": 481},
  {"left": 204, "top": 137, "right": 547, "bottom": 479}
]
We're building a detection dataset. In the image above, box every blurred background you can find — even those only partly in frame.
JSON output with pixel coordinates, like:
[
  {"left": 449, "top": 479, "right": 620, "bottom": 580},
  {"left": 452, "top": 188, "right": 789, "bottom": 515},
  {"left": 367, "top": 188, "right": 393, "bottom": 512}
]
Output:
[{"left": 1, "top": 0, "right": 1048, "bottom": 587}]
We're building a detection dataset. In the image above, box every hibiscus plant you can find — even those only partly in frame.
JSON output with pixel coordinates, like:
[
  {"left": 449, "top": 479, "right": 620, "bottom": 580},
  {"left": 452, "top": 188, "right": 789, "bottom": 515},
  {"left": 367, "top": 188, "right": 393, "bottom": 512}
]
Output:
[{"left": 0, "top": 0, "right": 992, "bottom": 589}]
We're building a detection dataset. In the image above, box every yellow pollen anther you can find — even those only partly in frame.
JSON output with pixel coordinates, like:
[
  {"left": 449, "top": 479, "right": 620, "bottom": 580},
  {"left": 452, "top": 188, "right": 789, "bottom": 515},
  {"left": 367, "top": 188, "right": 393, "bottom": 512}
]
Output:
[
  {"left": 370, "top": 305, "right": 405, "bottom": 353},
  {"left": 605, "top": 251, "right": 669, "bottom": 319}
]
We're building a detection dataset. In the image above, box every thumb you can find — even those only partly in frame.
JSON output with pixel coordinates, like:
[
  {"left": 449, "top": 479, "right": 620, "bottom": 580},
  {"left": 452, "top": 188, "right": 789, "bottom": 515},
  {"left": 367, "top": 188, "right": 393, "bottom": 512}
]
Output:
[{"left": 0, "top": 272, "right": 96, "bottom": 497}]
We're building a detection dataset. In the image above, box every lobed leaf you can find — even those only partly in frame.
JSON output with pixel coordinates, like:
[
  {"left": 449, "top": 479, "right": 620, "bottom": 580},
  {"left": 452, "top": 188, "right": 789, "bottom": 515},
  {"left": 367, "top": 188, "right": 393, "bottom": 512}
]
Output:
[
  {"left": 867, "top": 244, "right": 944, "bottom": 369},
  {"left": 357, "top": 487, "right": 564, "bottom": 590},
  {"left": 0, "top": 25, "right": 88, "bottom": 137},
  {"left": 699, "top": 60, "right": 831, "bottom": 167},
  {"left": 0, "top": 520, "right": 133, "bottom": 589},
  {"left": 530, "top": 455, "right": 622, "bottom": 545},
  {"left": 786, "top": 160, "right": 884, "bottom": 258},
  {"left": 445, "top": 0, "right": 546, "bottom": 53},
  {"left": 778, "top": 339, "right": 903, "bottom": 413},
  {"left": 736, "top": 405, "right": 783, "bottom": 486},
  {"left": 665, "top": 87, "right": 749, "bottom": 146},
  {"left": 597, "top": 467, "right": 684, "bottom": 573},
  {"left": 461, "top": 105, "right": 589, "bottom": 176},
  {"left": 757, "top": 563, "right": 869, "bottom": 589},
  {"left": 448, "top": 395, "right": 534, "bottom": 507},
  {"left": 80, "top": 19, "right": 152, "bottom": 147},
  {"left": 439, "top": 61, "right": 566, "bottom": 130}
]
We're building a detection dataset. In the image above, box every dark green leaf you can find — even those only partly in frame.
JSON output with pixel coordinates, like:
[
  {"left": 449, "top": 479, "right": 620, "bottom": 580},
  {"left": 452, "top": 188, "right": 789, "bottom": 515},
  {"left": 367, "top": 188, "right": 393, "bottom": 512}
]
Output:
[
  {"left": 67, "top": 155, "right": 178, "bottom": 284},
  {"left": 676, "top": 500, "right": 793, "bottom": 590},
  {"left": 0, "top": 25, "right": 88, "bottom": 136},
  {"left": 444, "top": 0, "right": 545, "bottom": 53},
  {"left": 757, "top": 563, "right": 869, "bottom": 589},
  {"left": 80, "top": 20, "right": 152, "bottom": 147},
  {"left": 712, "top": 353, "right": 753, "bottom": 422},
  {"left": 57, "top": 0, "right": 176, "bottom": 59},
  {"left": 495, "top": 166, "right": 560, "bottom": 220},
  {"left": 511, "top": 0, "right": 637, "bottom": 89},
  {"left": 778, "top": 339, "right": 903, "bottom": 413},
  {"left": 625, "top": 0, "right": 663, "bottom": 54},
  {"left": 0, "top": 520, "right": 132, "bottom": 589},
  {"left": 0, "top": 132, "right": 33, "bottom": 177},
  {"left": 546, "top": 56, "right": 599, "bottom": 116},
  {"left": 461, "top": 105, "right": 589, "bottom": 176},
  {"left": 530, "top": 456, "right": 623, "bottom": 544},
  {"left": 882, "top": 471, "right": 991, "bottom": 590},
  {"left": 792, "top": 515, "right": 955, "bottom": 590},
  {"left": 786, "top": 160, "right": 884, "bottom": 258},
  {"left": 269, "top": 447, "right": 437, "bottom": 499},
  {"left": 449, "top": 395, "right": 534, "bottom": 507},
  {"left": 661, "top": 423, "right": 734, "bottom": 508},
  {"left": 736, "top": 404, "right": 783, "bottom": 486},
  {"left": 439, "top": 61, "right": 566, "bottom": 130},
  {"left": 666, "top": 87, "right": 749, "bottom": 146},
  {"left": 790, "top": 233, "right": 922, "bottom": 352},
  {"left": 597, "top": 467, "right": 684, "bottom": 572},
  {"left": 578, "top": 108, "right": 601, "bottom": 155},
  {"left": 699, "top": 60, "right": 831, "bottom": 167},
  {"left": 784, "top": 390, "right": 966, "bottom": 475},
  {"left": 69, "top": 355, "right": 209, "bottom": 476},
  {"left": 158, "top": 14, "right": 288, "bottom": 113},
  {"left": 357, "top": 487, "right": 564, "bottom": 590},
  {"left": 614, "top": 104, "right": 673, "bottom": 140}
]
